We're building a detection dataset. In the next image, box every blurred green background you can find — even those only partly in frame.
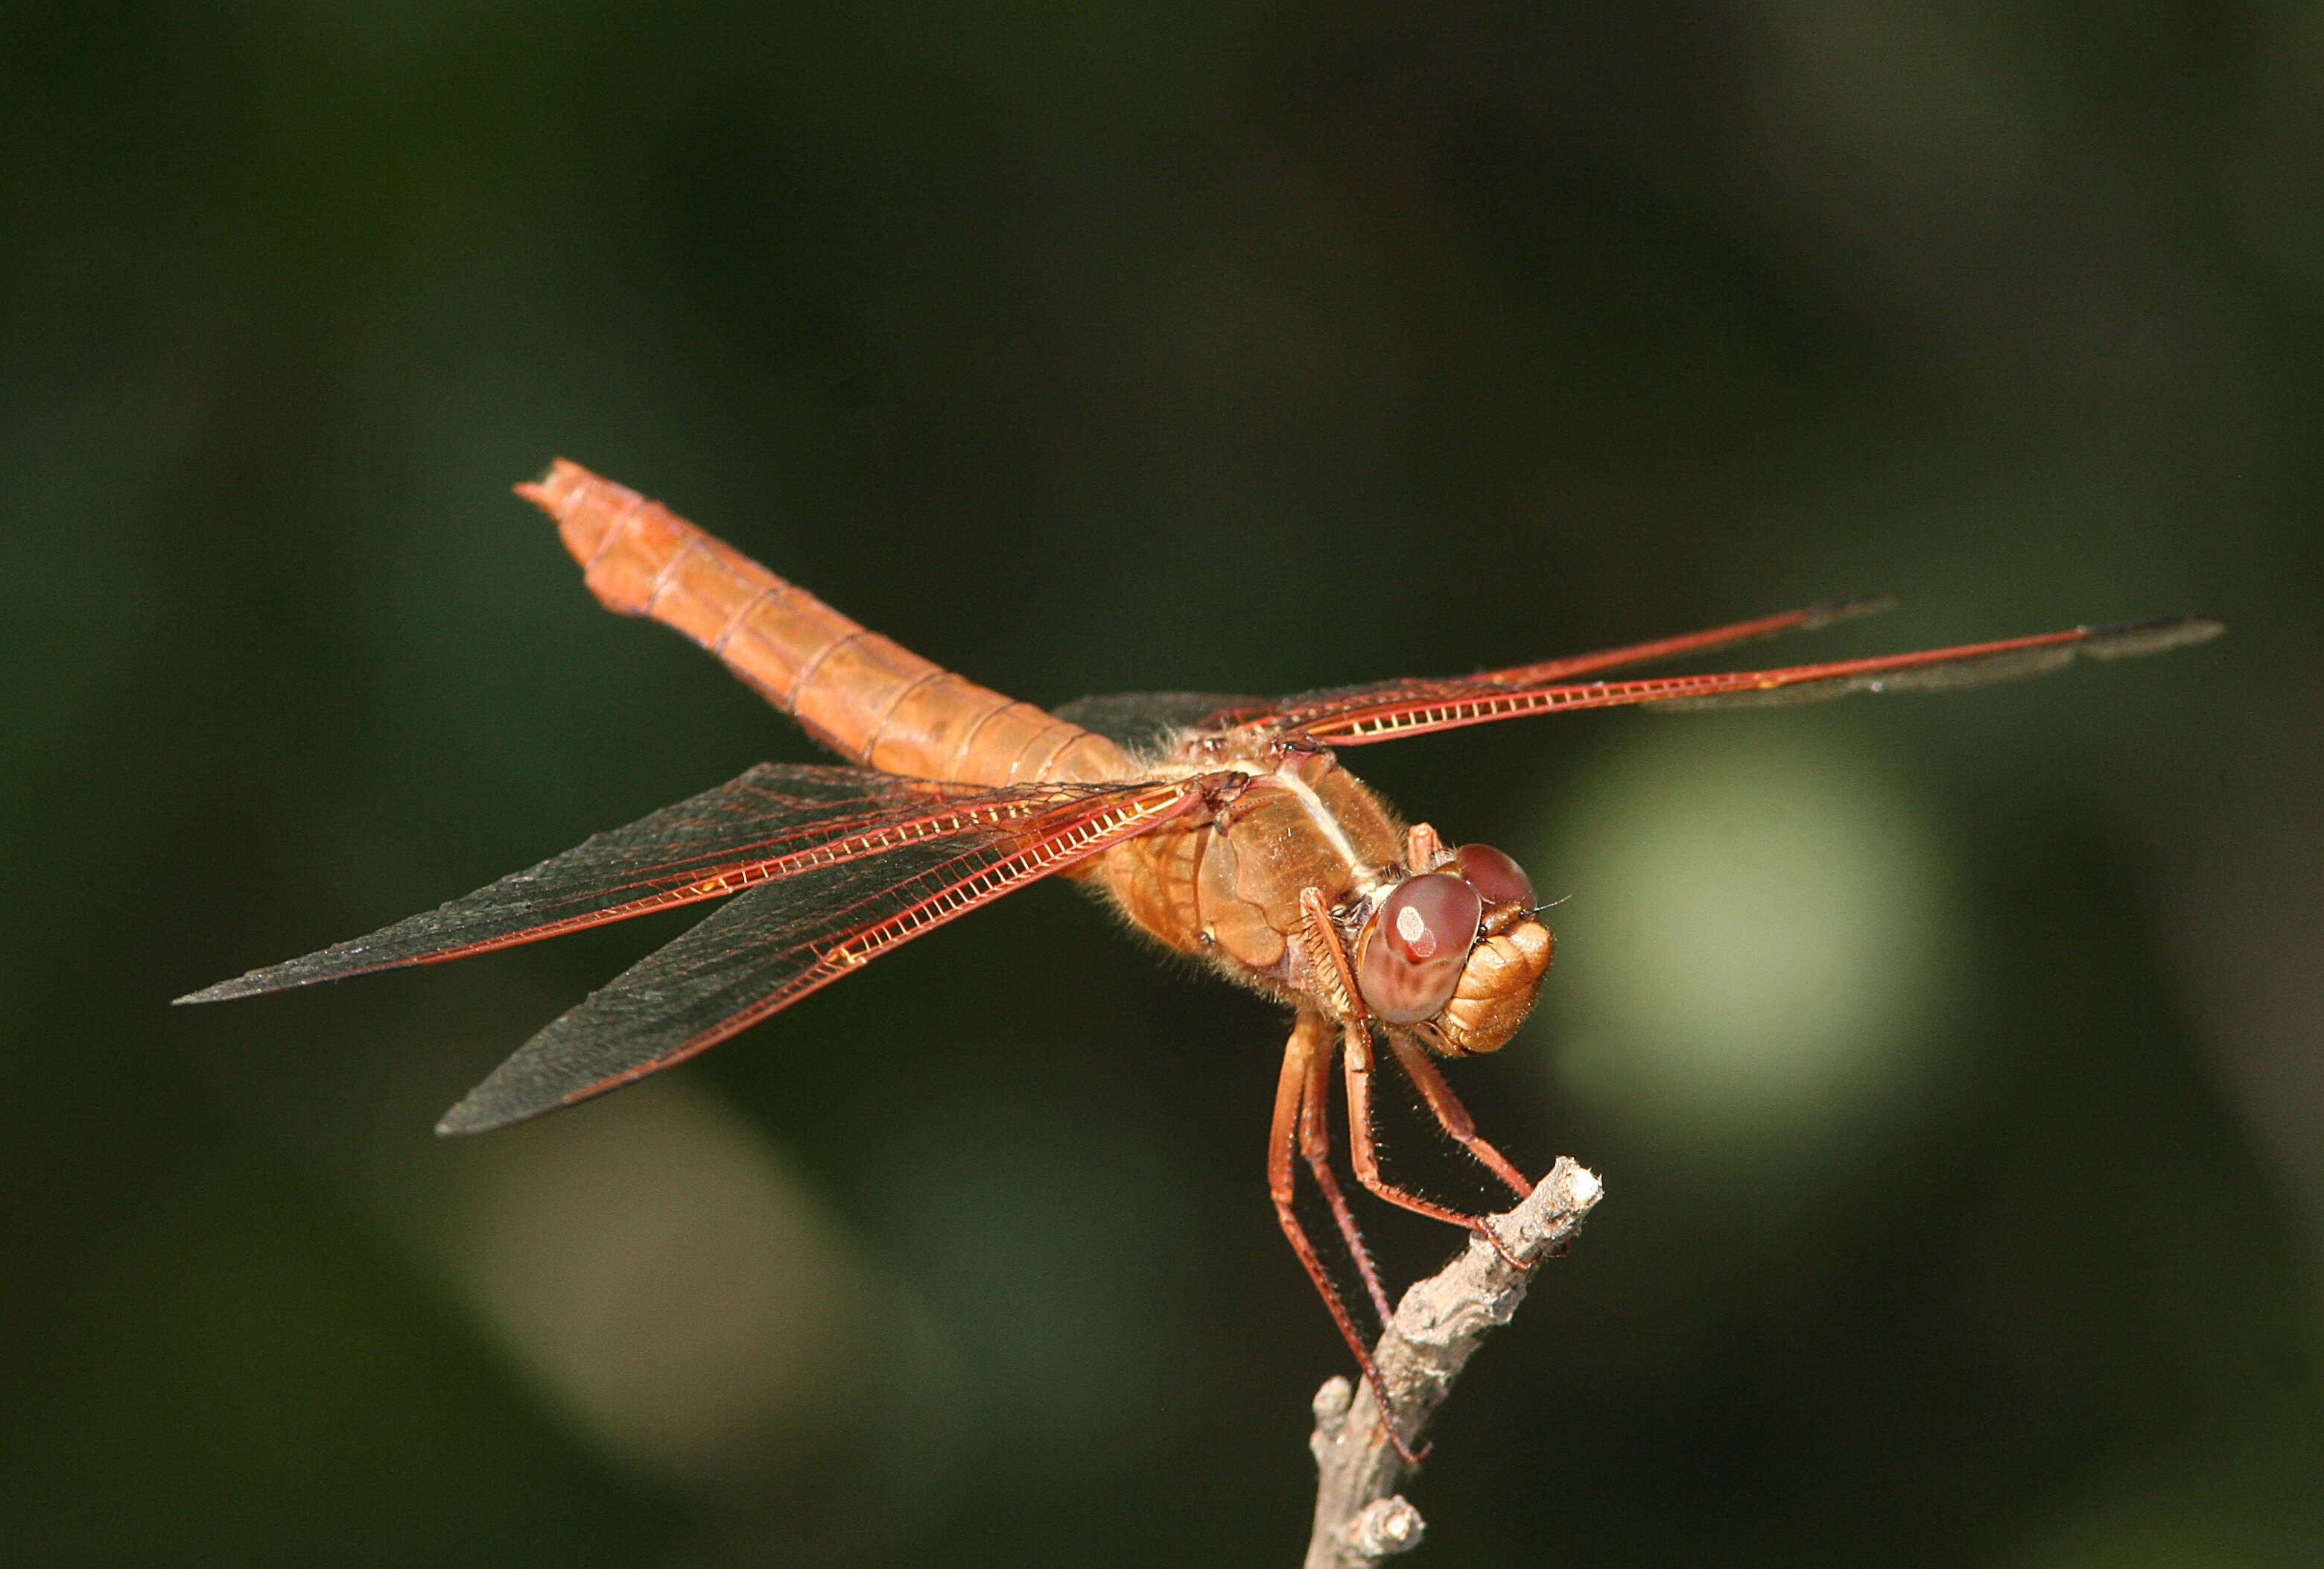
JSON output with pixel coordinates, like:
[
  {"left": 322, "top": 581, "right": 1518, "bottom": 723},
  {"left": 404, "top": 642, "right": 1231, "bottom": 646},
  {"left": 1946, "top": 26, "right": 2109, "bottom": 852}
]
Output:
[{"left": 5, "top": 2, "right": 2320, "bottom": 1565}]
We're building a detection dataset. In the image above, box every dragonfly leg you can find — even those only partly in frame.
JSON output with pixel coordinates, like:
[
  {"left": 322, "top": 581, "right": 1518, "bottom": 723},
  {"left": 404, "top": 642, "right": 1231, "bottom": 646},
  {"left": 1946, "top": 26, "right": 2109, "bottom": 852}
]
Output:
[
  {"left": 1383, "top": 1030, "right": 1534, "bottom": 1201},
  {"left": 1298, "top": 1022, "right": 1392, "bottom": 1324},
  {"left": 1295, "top": 886, "right": 1363, "bottom": 1023},
  {"left": 1271, "top": 1009, "right": 1422, "bottom": 1465},
  {"left": 1344, "top": 1025, "right": 1533, "bottom": 1271}
]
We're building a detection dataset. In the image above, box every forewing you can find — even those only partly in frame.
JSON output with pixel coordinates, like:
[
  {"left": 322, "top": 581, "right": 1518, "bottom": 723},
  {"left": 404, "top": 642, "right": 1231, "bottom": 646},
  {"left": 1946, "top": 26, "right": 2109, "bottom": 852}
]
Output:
[
  {"left": 435, "top": 778, "right": 1201, "bottom": 1133},
  {"left": 1228, "top": 598, "right": 1897, "bottom": 738},
  {"left": 177, "top": 764, "right": 1140, "bottom": 1002},
  {"left": 1269, "top": 617, "right": 2221, "bottom": 747}
]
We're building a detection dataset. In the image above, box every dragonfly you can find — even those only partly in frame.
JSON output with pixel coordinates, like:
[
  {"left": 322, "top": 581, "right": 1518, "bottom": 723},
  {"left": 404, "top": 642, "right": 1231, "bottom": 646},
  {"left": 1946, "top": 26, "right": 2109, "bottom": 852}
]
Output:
[{"left": 181, "top": 460, "right": 2219, "bottom": 1454}]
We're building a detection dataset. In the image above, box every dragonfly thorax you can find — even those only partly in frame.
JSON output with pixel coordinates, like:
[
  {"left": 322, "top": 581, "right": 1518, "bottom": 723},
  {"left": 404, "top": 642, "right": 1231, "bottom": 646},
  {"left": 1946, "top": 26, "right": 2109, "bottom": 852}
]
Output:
[{"left": 1084, "top": 741, "right": 1554, "bottom": 1053}]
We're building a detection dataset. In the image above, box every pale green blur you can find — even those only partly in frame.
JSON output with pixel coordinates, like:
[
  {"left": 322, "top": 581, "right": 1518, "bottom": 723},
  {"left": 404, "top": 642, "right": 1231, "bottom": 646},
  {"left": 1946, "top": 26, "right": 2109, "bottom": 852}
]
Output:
[{"left": 1535, "top": 719, "right": 1966, "bottom": 1158}]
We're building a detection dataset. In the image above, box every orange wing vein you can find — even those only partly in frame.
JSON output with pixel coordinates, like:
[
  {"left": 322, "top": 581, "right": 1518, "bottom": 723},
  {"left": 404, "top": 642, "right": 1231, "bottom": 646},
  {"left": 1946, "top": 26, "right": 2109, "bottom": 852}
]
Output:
[
  {"left": 177, "top": 765, "right": 1172, "bottom": 1002},
  {"left": 432, "top": 777, "right": 1201, "bottom": 1132},
  {"left": 1248, "top": 616, "right": 2220, "bottom": 747}
]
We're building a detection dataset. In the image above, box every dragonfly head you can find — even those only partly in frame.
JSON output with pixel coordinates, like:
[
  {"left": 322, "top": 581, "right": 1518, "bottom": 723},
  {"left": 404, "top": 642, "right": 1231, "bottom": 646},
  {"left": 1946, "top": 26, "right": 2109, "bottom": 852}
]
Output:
[{"left": 1354, "top": 843, "right": 1554, "bottom": 1054}]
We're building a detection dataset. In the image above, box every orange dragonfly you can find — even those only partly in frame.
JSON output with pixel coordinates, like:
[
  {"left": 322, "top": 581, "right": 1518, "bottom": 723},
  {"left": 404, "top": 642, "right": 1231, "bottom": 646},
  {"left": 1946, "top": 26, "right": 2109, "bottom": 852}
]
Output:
[{"left": 182, "top": 461, "right": 2218, "bottom": 1450}]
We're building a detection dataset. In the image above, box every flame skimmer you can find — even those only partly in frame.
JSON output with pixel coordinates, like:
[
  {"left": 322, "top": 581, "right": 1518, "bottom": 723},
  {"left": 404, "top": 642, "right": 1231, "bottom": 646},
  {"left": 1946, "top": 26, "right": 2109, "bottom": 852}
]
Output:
[{"left": 182, "top": 462, "right": 2218, "bottom": 1449}]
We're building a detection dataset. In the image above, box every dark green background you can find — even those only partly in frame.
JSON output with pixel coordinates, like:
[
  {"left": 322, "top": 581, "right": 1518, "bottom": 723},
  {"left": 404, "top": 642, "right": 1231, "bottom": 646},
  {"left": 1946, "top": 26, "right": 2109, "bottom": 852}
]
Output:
[{"left": 5, "top": 3, "right": 2320, "bottom": 1565}]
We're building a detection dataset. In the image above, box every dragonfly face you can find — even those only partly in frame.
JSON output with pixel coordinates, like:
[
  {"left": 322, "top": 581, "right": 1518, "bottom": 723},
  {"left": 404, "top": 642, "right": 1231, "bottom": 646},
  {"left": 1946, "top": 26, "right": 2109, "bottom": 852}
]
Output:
[
  {"left": 1339, "top": 844, "right": 1552, "bottom": 1053},
  {"left": 178, "top": 460, "right": 2219, "bottom": 1459}
]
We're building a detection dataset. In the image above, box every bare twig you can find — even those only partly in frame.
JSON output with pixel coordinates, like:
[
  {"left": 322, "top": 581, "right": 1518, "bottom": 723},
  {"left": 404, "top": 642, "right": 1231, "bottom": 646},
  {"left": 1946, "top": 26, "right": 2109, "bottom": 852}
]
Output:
[{"left": 1304, "top": 1158, "right": 1603, "bottom": 1569}]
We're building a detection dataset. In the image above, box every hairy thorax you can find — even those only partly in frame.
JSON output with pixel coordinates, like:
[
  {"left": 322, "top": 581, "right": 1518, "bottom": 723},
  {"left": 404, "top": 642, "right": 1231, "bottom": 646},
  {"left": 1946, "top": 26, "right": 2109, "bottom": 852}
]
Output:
[
  {"left": 1067, "top": 726, "right": 1553, "bottom": 1054},
  {"left": 1075, "top": 735, "right": 1404, "bottom": 1000}
]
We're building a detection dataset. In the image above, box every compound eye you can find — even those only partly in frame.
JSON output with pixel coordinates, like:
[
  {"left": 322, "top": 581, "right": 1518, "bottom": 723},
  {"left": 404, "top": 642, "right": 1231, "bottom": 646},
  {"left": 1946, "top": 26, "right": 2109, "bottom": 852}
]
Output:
[
  {"left": 1381, "top": 874, "right": 1482, "bottom": 962},
  {"left": 1356, "top": 873, "right": 1483, "bottom": 1023},
  {"left": 1456, "top": 843, "right": 1535, "bottom": 910}
]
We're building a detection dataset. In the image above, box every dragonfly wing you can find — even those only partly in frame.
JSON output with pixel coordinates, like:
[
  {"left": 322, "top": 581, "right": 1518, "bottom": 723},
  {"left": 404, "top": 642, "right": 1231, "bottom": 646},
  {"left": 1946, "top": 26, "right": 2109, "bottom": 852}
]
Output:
[
  {"left": 1460, "top": 596, "right": 1896, "bottom": 686},
  {"left": 1049, "top": 600, "right": 1899, "bottom": 748},
  {"left": 1225, "top": 598, "right": 1898, "bottom": 738},
  {"left": 1280, "top": 617, "right": 2222, "bottom": 746},
  {"left": 1644, "top": 616, "right": 2222, "bottom": 707},
  {"left": 1050, "top": 691, "right": 1269, "bottom": 752},
  {"left": 178, "top": 765, "right": 1149, "bottom": 1002},
  {"left": 434, "top": 777, "right": 1201, "bottom": 1133}
]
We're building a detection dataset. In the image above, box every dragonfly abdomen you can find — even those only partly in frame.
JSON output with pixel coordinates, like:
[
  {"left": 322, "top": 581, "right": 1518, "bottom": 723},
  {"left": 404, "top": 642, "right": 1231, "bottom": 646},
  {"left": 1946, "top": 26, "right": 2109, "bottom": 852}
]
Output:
[{"left": 518, "top": 460, "right": 1131, "bottom": 785}]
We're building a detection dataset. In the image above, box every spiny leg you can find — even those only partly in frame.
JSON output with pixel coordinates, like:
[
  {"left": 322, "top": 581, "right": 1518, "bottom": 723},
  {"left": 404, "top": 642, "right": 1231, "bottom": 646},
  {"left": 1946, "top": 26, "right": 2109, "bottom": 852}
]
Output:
[
  {"left": 1298, "top": 1022, "right": 1392, "bottom": 1324},
  {"left": 1344, "top": 1021, "right": 1527, "bottom": 1249},
  {"left": 1384, "top": 1030, "right": 1533, "bottom": 1201},
  {"left": 1270, "top": 1009, "right": 1422, "bottom": 1465},
  {"left": 1296, "top": 887, "right": 1362, "bottom": 1021},
  {"left": 1286, "top": 887, "right": 1392, "bottom": 1316}
]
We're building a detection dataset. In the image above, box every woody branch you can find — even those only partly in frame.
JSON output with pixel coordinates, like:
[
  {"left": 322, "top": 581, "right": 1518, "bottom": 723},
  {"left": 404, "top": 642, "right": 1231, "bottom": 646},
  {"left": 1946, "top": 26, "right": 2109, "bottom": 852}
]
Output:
[{"left": 1302, "top": 1157, "right": 1603, "bottom": 1569}]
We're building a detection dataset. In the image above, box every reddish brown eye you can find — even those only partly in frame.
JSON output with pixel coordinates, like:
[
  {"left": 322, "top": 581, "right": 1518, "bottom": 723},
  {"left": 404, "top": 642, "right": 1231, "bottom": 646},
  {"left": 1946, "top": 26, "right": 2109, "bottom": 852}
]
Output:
[
  {"left": 1357, "top": 874, "right": 1482, "bottom": 1023},
  {"left": 1456, "top": 843, "right": 1535, "bottom": 910},
  {"left": 1382, "top": 874, "right": 1482, "bottom": 961}
]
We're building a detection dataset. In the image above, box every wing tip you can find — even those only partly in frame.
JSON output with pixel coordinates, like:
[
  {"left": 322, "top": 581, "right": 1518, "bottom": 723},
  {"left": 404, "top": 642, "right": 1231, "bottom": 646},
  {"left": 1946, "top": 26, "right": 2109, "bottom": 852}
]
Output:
[
  {"left": 172, "top": 980, "right": 242, "bottom": 1006},
  {"left": 434, "top": 1083, "right": 540, "bottom": 1137},
  {"left": 1802, "top": 595, "right": 1900, "bottom": 628},
  {"left": 170, "top": 950, "right": 413, "bottom": 1006},
  {"left": 2084, "top": 615, "right": 2226, "bottom": 659},
  {"left": 434, "top": 1099, "right": 500, "bottom": 1137},
  {"left": 174, "top": 967, "right": 293, "bottom": 1005},
  {"left": 436, "top": 1063, "right": 594, "bottom": 1137}
]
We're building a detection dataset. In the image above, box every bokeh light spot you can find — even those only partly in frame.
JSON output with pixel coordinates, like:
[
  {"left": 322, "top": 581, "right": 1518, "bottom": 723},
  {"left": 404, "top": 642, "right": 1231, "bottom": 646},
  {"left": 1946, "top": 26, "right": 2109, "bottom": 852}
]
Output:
[
  {"left": 1532, "top": 720, "right": 1966, "bottom": 1159},
  {"left": 444, "top": 1080, "right": 891, "bottom": 1487}
]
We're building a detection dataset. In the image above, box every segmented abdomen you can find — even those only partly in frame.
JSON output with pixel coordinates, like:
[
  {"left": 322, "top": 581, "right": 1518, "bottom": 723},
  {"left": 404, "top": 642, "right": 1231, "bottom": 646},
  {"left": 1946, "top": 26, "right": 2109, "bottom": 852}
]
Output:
[{"left": 519, "top": 460, "right": 1132, "bottom": 786}]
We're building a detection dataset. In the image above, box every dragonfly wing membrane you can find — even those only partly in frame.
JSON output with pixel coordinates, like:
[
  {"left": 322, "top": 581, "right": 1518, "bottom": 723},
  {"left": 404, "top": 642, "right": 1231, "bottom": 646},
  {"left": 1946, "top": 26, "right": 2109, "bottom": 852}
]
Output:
[
  {"left": 1652, "top": 616, "right": 2224, "bottom": 709},
  {"left": 1236, "top": 598, "right": 1899, "bottom": 738},
  {"left": 435, "top": 778, "right": 1201, "bottom": 1133},
  {"left": 1279, "top": 617, "right": 2222, "bottom": 744},
  {"left": 177, "top": 765, "right": 1150, "bottom": 1003}
]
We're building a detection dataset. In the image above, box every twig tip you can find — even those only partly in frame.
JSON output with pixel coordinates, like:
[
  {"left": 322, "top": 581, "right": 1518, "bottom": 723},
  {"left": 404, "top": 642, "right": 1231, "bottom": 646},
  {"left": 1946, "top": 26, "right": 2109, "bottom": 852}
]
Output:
[
  {"left": 1313, "top": 1375, "right": 1356, "bottom": 1433},
  {"left": 1348, "top": 1497, "right": 1426, "bottom": 1558}
]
